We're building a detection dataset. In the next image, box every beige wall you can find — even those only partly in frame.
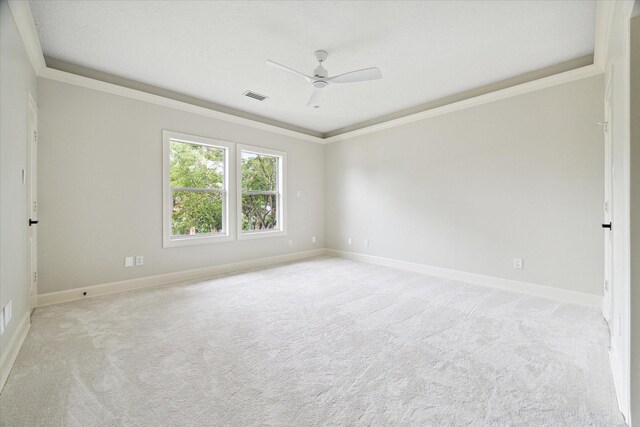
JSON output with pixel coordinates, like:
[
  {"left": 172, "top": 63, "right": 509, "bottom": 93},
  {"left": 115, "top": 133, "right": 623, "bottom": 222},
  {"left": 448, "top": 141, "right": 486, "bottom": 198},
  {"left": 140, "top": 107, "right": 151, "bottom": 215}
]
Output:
[
  {"left": 325, "top": 75, "right": 604, "bottom": 295},
  {"left": 0, "top": 0, "right": 37, "bottom": 374},
  {"left": 36, "top": 79, "right": 324, "bottom": 294}
]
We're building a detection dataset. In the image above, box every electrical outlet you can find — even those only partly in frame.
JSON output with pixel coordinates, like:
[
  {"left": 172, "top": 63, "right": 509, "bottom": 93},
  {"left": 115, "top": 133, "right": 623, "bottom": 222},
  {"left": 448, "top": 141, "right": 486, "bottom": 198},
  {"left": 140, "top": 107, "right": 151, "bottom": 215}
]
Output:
[
  {"left": 135, "top": 255, "right": 144, "bottom": 266},
  {"left": 513, "top": 258, "right": 523, "bottom": 269},
  {"left": 124, "top": 256, "right": 134, "bottom": 267},
  {"left": 348, "top": 237, "right": 352, "bottom": 245},
  {"left": 288, "top": 239, "right": 293, "bottom": 247},
  {"left": 3, "top": 300, "right": 12, "bottom": 327},
  {"left": 311, "top": 236, "right": 316, "bottom": 243},
  {"left": 364, "top": 239, "right": 369, "bottom": 248}
]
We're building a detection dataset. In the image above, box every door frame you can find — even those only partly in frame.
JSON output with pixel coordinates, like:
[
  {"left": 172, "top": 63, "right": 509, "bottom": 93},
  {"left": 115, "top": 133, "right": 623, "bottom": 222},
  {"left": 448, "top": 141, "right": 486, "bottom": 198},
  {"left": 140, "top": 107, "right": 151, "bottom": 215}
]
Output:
[
  {"left": 26, "top": 92, "right": 38, "bottom": 312},
  {"left": 602, "top": 70, "right": 613, "bottom": 323}
]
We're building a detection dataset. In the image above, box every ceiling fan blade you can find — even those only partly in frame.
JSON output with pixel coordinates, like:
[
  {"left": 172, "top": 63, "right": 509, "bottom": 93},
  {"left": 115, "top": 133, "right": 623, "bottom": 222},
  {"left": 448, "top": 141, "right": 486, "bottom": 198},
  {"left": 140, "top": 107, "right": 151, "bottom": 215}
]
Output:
[
  {"left": 266, "top": 60, "right": 312, "bottom": 82},
  {"left": 307, "top": 88, "right": 322, "bottom": 107},
  {"left": 328, "top": 67, "right": 382, "bottom": 84}
]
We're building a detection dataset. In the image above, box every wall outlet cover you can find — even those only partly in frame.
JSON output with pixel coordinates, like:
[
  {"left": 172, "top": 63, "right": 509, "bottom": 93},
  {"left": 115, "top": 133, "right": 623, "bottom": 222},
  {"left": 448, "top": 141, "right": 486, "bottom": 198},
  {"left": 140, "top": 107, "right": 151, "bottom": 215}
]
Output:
[
  {"left": 513, "top": 258, "right": 524, "bottom": 269},
  {"left": 135, "top": 255, "right": 144, "bottom": 266}
]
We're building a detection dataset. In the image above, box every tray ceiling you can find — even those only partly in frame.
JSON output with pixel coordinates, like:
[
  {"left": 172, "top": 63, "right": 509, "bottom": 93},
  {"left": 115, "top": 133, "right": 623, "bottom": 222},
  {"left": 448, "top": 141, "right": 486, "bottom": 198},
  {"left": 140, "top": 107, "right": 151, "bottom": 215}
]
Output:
[{"left": 29, "top": 1, "right": 596, "bottom": 135}]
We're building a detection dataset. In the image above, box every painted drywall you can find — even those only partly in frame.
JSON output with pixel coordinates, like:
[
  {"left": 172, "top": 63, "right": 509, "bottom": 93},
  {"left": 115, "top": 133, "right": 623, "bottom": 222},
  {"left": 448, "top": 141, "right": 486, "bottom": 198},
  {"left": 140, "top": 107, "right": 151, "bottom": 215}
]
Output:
[
  {"left": 0, "top": 0, "right": 37, "bottom": 376},
  {"left": 325, "top": 76, "right": 604, "bottom": 296},
  {"left": 604, "top": 1, "right": 636, "bottom": 421},
  {"left": 630, "top": 11, "right": 639, "bottom": 427},
  {"left": 37, "top": 78, "right": 324, "bottom": 294}
]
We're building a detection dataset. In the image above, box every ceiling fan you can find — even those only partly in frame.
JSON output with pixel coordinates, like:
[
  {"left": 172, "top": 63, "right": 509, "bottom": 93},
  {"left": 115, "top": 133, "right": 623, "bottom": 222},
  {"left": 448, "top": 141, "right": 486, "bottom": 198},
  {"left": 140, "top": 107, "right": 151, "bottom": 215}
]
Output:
[{"left": 267, "top": 50, "right": 382, "bottom": 108}]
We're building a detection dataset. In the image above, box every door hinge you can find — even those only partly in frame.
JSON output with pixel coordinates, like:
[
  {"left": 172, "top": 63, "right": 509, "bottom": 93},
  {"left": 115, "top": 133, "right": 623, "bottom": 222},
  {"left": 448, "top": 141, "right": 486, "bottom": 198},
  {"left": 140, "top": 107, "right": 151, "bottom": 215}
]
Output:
[
  {"left": 604, "top": 280, "right": 609, "bottom": 291},
  {"left": 33, "top": 271, "right": 37, "bottom": 282},
  {"left": 596, "top": 121, "right": 609, "bottom": 133},
  {"left": 33, "top": 130, "right": 38, "bottom": 143}
]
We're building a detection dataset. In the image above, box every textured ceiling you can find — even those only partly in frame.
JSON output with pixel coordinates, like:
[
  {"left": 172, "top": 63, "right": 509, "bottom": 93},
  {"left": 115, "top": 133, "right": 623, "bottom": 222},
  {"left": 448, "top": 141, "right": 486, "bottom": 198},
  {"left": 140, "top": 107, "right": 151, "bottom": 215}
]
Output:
[{"left": 29, "top": 1, "right": 596, "bottom": 135}]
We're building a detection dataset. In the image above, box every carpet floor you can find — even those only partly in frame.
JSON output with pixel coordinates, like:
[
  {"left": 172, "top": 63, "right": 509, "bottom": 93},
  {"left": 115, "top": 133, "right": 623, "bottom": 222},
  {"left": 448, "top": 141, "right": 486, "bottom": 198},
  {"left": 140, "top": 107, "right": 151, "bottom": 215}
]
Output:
[{"left": 0, "top": 256, "right": 624, "bottom": 426}]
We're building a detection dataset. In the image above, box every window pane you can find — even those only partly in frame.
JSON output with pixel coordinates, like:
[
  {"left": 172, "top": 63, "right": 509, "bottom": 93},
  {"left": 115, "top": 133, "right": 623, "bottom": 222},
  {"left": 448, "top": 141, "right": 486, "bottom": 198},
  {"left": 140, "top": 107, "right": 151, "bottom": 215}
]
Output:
[
  {"left": 241, "top": 151, "right": 278, "bottom": 192},
  {"left": 172, "top": 190, "right": 223, "bottom": 236},
  {"left": 242, "top": 193, "right": 279, "bottom": 232},
  {"left": 170, "top": 141, "right": 224, "bottom": 189}
]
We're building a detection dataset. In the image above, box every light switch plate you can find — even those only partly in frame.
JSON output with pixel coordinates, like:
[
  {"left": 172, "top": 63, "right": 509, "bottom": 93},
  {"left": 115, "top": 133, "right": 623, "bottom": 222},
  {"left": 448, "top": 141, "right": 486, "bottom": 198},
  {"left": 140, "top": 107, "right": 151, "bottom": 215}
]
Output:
[{"left": 125, "top": 256, "right": 134, "bottom": 267}]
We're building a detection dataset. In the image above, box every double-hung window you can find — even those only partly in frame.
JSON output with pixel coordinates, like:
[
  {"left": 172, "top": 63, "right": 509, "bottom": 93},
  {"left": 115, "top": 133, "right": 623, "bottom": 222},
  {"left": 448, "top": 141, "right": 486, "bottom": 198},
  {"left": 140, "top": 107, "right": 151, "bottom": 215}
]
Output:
[
  {"left": 163, "top": 131, "right": 234, "bottom": 247},
  {"left": 237, "top": 144, "right": 286, "bottom": 239}
]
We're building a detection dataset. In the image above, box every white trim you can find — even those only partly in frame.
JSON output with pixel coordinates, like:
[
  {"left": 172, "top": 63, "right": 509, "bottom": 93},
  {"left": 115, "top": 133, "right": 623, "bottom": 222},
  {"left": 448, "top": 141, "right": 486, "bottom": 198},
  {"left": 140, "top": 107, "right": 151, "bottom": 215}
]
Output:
[
  {"left": 162, "top": 130, "right": 236, "bottom": 248},
  {"left": 39, "top": 67, "right": 325, "bottom": 144},
  {"left": 594, "top": 1, "right": 617, "bottom": 70},
  {"left": 326, "top": 249, "right": 603, "bottom": 307},
  {"left": 0, "top": 313, "right": 31, "bottom": 392},
  {"left": 37, "top": 249, "right": 324, "bottom": 307},
  {"left": 236, "top": 144, "right": 287, "bottom": 240},
  {"left": 37, "top": 65, "right": 603, "bottom": 144},
  {"left": 37, "top": 64, "right": 603, "bottom": 144},
  {"left": 7, "top": 0, "right": 45, "bottom": 74},
  {"left": 26, "top": 91, "right": 38, "bottom": 312},
  {"left": 609, "top": 350, "right": 627, "bottom": 424},
  {"left": 323, "top": 65, "right": 603, "bottom": 143}
]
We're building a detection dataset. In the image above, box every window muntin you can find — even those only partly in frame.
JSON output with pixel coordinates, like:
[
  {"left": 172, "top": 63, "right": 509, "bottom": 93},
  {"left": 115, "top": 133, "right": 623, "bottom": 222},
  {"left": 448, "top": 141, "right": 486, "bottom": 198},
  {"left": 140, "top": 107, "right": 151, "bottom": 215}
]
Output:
[
  {"left": 163, "top": 131, "right": 233, "bottom": 247},
  {"left": 238, "top": 146, "right": 286, "bottom": 238}
]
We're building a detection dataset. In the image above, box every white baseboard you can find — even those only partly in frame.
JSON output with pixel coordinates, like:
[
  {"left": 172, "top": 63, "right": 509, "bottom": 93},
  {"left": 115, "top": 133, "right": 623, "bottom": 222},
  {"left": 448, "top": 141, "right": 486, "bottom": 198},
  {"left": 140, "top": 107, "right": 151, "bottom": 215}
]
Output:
[
  {"left": 0, "top": 312, "right": 31, "bottom": 392},
  {"left": 326, "top": 249, "right": 602, "bottom": 307},
  {"left": 38, "top": 249, "right": 325, "bottom": 307},
  {"left": 37, "top": 247, "right": 602, "bottom": 309}
]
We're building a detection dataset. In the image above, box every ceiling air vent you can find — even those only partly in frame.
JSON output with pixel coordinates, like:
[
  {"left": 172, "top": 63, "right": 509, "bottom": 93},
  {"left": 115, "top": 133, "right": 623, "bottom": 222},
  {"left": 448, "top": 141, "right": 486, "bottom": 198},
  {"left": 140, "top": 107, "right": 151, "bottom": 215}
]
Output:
[{"left": 243, "top": 90, "right": 268, "bottom": 101}]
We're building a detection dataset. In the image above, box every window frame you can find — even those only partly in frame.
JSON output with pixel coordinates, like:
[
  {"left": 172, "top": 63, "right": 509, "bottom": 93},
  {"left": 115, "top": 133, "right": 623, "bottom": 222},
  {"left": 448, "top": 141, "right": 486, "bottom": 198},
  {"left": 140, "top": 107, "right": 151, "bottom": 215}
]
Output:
[
  {"left": 236, "top": 144, "right": 287, "bottom": 240},
  {"left": 162, "top": 130, "right": 235, "bottom": 248}
]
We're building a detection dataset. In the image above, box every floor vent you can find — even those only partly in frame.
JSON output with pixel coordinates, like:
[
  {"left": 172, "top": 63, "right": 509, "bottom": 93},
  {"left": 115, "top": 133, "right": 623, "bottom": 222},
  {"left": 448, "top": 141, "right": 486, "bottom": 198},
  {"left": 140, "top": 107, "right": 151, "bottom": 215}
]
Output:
[{"left": 243, "top": 90, "right": 268, "bottom": 101}]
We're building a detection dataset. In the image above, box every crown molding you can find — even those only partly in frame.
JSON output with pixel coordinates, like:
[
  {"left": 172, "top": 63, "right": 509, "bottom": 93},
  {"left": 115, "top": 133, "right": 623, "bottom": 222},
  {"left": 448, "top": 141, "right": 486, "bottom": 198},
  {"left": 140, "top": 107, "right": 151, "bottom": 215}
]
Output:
[
  {"left": 7, "top": 0, "right": 45, "bottom": 74},
  {"left": 322, "top": 64, "right": 603, "bottom": 144},
  {"left": 39, "top": 67, "right": 325, "bottom": 144},
  {"left": 594, "top": 1, "right": 617, "bottom": 70}
]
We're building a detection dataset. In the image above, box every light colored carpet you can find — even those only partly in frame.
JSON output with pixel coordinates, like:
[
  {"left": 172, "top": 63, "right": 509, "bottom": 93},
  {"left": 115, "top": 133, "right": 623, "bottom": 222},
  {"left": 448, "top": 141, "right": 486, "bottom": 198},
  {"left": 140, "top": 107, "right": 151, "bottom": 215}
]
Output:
[{"left": 0, "top": 256, "right": 624, "bottom": 426}]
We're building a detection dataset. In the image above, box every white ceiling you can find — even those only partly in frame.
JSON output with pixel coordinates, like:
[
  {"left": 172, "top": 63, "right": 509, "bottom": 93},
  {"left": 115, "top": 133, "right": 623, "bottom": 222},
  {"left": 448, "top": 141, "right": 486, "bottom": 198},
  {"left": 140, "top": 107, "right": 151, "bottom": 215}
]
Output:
[{"left": 28, "top": 1, "right": 596, "bottom": 135}]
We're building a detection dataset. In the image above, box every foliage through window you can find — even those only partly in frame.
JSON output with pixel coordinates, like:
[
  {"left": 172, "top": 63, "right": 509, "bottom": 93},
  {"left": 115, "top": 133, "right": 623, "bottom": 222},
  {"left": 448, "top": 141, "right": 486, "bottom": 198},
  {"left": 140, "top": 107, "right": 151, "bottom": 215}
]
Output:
[
  {"left": 240, "top": 149, "right": 284, "bottom": 234},
  {"left": 165, "top": 134, "right": 230, "bottom": 245}
]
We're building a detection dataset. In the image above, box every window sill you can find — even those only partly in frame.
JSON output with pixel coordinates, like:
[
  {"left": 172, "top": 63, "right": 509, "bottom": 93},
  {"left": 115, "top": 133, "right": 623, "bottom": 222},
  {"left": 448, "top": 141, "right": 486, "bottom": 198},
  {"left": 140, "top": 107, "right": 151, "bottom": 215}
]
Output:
[
  {"left": 163, "top": 233, "right": 233, "bottom": 248},
  {"left": 237, "top": 229, "right": 286, "bottom": 241}
]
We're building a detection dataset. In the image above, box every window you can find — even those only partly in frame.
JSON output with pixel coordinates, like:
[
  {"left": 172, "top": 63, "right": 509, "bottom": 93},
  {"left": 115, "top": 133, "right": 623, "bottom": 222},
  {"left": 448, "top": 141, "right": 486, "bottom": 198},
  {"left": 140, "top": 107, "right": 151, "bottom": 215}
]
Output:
[
  {"left": 163, "top": 131, "right": 234, "bottom": 247},
  {"left": 237, "top": 145, "right": 286, "bottom": 239}
]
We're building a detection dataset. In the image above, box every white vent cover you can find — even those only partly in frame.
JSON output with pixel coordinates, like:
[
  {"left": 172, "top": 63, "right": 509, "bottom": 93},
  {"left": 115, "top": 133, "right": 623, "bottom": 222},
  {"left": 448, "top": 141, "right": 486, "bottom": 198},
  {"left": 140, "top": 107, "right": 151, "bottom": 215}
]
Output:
[{"left": 243, "top": 90, "right": 268, "bottom": 101}]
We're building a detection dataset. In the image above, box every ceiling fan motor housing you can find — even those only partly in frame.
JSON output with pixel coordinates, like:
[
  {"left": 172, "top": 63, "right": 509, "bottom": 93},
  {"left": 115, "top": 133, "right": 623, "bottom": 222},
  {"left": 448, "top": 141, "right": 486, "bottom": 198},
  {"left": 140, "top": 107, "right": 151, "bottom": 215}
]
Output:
[{"left": 314, "top": 64, "right": 328, "bottom": 79}]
